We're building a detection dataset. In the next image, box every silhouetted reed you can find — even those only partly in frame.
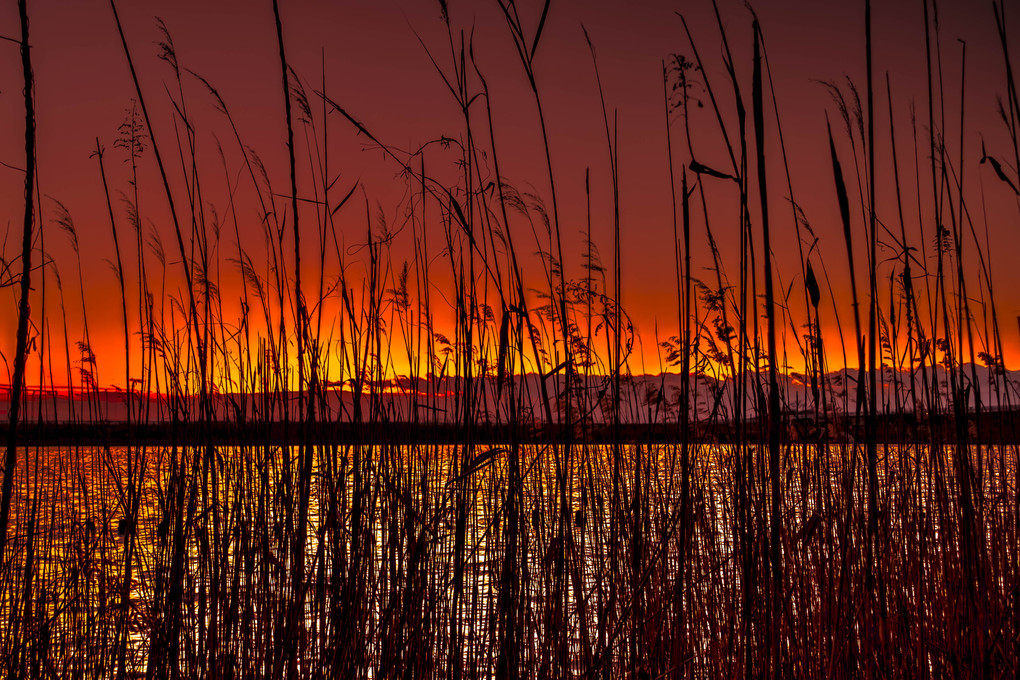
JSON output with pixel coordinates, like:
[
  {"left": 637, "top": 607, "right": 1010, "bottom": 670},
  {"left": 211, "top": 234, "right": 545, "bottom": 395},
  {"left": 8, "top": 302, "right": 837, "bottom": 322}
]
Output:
[{"left": 1, "top": 0, "right": 1020, "bottom": 678}]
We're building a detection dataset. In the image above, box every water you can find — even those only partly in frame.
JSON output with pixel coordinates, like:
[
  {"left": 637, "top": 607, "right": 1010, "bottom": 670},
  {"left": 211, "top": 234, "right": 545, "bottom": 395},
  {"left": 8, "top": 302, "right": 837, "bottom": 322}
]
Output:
[{"left": 2, "top": 441, "right": 1017, "bottom": 677}]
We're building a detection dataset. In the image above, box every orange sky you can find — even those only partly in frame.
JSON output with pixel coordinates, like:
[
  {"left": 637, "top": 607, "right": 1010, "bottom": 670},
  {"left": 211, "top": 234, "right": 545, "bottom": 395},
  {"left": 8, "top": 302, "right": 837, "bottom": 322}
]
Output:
[{"left": 1, "top": 0, "right": 1019, "bottom": 390}]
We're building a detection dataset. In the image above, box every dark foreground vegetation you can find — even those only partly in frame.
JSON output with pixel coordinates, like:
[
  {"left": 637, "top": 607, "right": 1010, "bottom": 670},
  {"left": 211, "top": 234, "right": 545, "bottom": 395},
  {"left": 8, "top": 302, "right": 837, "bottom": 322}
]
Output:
[{"left": 3, "top": 0, "right": 1020, "bottom": 677}]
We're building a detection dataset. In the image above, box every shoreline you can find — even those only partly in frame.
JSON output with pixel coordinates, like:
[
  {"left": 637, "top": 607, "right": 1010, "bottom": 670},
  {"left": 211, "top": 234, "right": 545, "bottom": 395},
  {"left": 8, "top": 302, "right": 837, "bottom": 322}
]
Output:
[{"left": 7, "top": 409, "right": 1020, "bottom": 445}]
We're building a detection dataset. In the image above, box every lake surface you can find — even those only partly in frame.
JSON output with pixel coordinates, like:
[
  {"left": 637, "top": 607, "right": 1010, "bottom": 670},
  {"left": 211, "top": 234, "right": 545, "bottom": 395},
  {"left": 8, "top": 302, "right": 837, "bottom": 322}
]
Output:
[{"left": 1, "top": 442, "right": 1016, "bottom": 677}]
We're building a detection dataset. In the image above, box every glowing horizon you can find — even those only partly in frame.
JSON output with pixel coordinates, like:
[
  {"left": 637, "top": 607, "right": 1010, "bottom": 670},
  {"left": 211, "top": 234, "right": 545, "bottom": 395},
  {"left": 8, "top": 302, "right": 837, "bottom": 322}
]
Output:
[{"left": 1, "top": 0, "right": 1018, "bottom": 397}]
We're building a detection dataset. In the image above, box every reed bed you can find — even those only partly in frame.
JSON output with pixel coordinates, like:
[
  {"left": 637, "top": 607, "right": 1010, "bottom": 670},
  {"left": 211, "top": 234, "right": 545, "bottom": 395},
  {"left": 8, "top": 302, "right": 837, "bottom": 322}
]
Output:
[{"left": 2, "top": 0, "right": 1020, "bottom": 677}]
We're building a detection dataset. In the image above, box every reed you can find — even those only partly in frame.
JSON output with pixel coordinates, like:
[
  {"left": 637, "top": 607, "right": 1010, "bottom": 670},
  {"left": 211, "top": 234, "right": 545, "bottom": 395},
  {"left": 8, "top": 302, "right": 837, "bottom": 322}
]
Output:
[{"left": 0, "top": 0, "right": 1019, "bottom": 677}]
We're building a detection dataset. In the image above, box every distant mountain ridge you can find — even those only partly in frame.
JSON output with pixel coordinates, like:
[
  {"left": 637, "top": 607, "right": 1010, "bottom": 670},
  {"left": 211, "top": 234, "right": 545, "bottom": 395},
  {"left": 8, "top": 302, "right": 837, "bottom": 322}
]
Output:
[{"left": 3, "top": 364, "right": 1018, "bottom": 425}]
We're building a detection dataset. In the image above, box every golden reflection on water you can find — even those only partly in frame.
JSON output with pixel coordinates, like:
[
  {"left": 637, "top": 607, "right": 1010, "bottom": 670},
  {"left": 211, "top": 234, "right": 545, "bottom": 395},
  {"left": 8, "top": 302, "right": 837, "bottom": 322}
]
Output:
[{"left": 3, "top": 442, "right": 1015, "bottom": 676}]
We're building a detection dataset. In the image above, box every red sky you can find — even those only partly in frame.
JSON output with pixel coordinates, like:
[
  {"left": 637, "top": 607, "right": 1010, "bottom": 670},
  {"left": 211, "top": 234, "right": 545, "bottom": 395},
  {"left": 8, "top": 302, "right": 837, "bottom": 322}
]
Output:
[{"left": 1, "top": 0, "right": 1018, "bottom": 388}]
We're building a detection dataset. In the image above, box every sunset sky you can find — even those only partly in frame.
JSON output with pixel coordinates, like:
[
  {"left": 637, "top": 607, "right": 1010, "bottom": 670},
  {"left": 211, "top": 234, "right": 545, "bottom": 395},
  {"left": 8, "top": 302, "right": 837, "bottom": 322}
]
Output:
[{"left": 1, "top": 0, "right": 1018, "bottom": 388}]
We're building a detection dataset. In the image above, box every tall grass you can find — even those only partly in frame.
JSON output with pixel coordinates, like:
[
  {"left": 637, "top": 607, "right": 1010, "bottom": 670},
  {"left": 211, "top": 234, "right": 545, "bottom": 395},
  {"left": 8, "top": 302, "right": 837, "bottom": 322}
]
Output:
[
  {"left": 0, "top": 0, "right": 37, "bottom": 577},
  {"left": 1, "top": 0, "right": 1019, "bottom": 677}
]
